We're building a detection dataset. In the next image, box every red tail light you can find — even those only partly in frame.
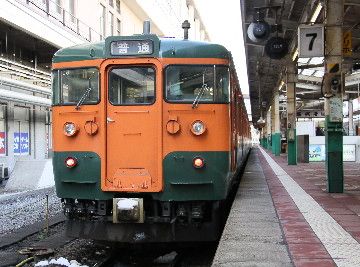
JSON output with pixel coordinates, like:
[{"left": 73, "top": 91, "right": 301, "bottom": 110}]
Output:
[
  {"left": 193, "top": 157, "right": 205, "bottom": 169},
  {"left": 65, "top": 157, "right": 78, "bottom": 168}
]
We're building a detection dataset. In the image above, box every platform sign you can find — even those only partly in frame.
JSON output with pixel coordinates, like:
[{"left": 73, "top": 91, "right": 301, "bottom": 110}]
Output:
[
  {"left": 296, "top": 110, "right": 325, "bottom": 118},
  {"left": 0, "top": 132, "right": 5, "bottom": 155},
  {"left": 298, "top": 25, "right": 324, "bottom": 58}
]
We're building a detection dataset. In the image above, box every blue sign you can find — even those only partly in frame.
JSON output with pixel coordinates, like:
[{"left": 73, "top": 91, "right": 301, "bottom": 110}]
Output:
[{"left": 14, "top": 132, "right": 29, "bottom": 155}]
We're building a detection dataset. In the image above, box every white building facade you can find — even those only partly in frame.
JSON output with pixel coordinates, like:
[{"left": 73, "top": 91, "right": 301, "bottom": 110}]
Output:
[{"left": 0, "top": 0, "right": 209, "bottom": 189}]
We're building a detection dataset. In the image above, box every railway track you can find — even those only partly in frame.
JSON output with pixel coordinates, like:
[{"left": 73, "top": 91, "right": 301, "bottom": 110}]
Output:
[{"left": 90, "top": 242, "right": 217, "bottom": 267}]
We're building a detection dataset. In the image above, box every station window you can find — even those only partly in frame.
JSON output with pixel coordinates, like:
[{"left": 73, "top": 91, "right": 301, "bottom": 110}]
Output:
[
  {"left": 108, "top": 67, "right": 155, "bottom": 105},
  {"left": 52, "top": 68, "right": 99, "bottom": 106},
  {"left": 100, "top": 4, "right": 106, "bottom": 38},
  {"left": 14, "top": 107, "right": 30, "bottom": 156},
  {"left": 69, "top": 0, "right": 75, "bottom": 23},
  {"left": 109, "top": 12, "right": 114, "bottom": 36},
  {"left": 116, "top": 19, "right": 121, "bottom": 35},
  {"left": 56, "top": 0, "right": 62, "bottom": 13},
  {"left": 0, "top": 105, "right": 7, "bottom": 156},
  {"left": 116, "top": 0, "right": 120, "bottom": 13},
  {"left": 109, "top": 0, "right": 113, "bottom": 7},
  {"left": 165, "top": 65, "right": 230, "bottom": 103}
]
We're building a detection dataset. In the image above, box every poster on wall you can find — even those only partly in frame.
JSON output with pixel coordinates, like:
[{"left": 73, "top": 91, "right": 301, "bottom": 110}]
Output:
[
  {"left": 309, "top": 144, "right": 326, "bottom": 162},
  {"left": 309, "top": 144, "right": 356, "bottom": 162},
  {"left": 14, "top": 132, "right": 29, "bottom": 155},
  {"left": 343, "top": 144, "right": 356, "bottom": 162},
  {"left": 0, "top": 132, "right": 5, "bottom": 155}
]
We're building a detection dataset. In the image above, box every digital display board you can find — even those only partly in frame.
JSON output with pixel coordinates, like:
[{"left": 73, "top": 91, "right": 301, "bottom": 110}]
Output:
[{"left": 110, "top": 40, "right": 153, "bottom": 56}]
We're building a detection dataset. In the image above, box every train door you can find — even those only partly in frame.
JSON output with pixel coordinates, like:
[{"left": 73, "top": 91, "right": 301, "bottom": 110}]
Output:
[{"left": 104, "top": 58, "right": 163, "bottom": 192}]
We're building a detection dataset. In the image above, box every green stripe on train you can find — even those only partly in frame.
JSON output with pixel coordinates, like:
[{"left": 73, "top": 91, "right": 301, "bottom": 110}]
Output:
[
  {"left": 153, "top": 151, "right": 232, "bottom": 201},
  {"left": 53, "top": 151, "right": 113, "bottom": 200},
  {"left": 53, "top": 151, "right": 232, "bottom": 201}
]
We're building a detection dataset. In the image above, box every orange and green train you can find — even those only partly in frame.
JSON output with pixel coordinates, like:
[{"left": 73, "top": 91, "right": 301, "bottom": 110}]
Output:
[{"left": 52, "top": 33, "right": 251, "bottom": 243}]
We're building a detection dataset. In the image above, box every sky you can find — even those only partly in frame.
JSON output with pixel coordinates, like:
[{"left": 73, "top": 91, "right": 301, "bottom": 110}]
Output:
[{"left": 193, "top": 0, "right": 252, "bottom": 118}]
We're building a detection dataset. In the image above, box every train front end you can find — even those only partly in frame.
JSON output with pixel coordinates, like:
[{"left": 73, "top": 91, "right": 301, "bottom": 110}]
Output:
[{"left": 52, "top": 35, "right": 240, "bottom": 243}]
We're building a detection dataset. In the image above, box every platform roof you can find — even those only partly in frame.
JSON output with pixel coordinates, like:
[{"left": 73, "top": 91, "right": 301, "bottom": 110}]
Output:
[{"left": 241, "top": 0, "right": 360, "bottom": 123}]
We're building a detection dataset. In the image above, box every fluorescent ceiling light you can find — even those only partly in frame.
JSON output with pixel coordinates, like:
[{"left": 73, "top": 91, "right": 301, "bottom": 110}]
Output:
[
  {"left": 292, "top": 49, "right": 298, "bottom": 61},
  {"left": 298, "top": 57, "right": 310, "bottom": 64},
  {"left": 309, "top": 57, "right": 324, "bottom": 65},
  {"left": 313, "top": 70, "right": 325, "bottom": 77},
  {"left": 302, "top": 69, "right": 316, "bottom": 76},
  {"left": 310, "top": 3, "right": 323, "bottom": 23}
]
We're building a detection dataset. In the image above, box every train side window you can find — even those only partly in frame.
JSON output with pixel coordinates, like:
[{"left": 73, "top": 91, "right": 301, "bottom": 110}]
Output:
[{"left": 108, "top": 67, "right": 155, "bottom": 105}]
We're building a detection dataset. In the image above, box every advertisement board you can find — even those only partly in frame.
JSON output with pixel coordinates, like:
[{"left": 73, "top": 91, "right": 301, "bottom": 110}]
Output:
[
  {"left": 14, "top": 132, "right": 29, "bottom": 155},
  {"left": 0, "top": 132, "right": 5, "bottom": 155},
  {"left": 309, "top": 144, "right": 356, "bottom": 162},
  {"left": 309, "top": 144, "right": 325, "bottom": 162},
  {"left": 343, "top": 144, "right": 356, "bottom": 162}
]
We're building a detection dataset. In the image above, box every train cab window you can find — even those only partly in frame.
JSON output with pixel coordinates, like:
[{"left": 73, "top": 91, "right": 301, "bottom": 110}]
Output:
[
  {"left": 165, "top": 65, "right": 229, "bottom": 103},
  {"left": 52, "top": 68, "right": 99, "bottom": 105},
  {"left": 108, "top": 67, "right": 155, "bottom": 105}
]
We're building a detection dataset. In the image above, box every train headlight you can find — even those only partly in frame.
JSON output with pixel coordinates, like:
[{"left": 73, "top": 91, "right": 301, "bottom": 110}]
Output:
[
  {"left": 64, "top": 122, "right": 78, "bottom": 136},
  {"left": 190, "top": 120, "right": 206, "bottom": 135},
  {"left": 193, "top": 157, "right": 205, "bottom": 169},
  {"left": 65, "top": 157, "right": 78, "bottom": 168}
]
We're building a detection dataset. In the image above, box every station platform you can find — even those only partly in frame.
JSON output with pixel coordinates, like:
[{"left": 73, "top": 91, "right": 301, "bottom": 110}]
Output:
[{"left": 212, "top": 147, "right": 360, "bottom": 267}]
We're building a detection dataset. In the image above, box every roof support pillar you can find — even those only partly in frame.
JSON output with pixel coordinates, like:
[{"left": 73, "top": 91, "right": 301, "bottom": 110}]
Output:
[
  {"left": 324, "top": 0, "right": 344, "bottom": 193},
  {"left": 348, "top": 99, "right": 354, "bottom": 136},
  {"left": 266, "top": 109, "right": 272, "bottom": 150},
  {"left": 286, "top": 60, "right": 297, "bottom": 165},
  {"left": 271, "top": 90, "right": 281, "bottom": 156}
]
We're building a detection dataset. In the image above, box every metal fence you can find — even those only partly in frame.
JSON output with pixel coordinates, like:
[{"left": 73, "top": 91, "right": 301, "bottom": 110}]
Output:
[{"left": 15, "top": 0, "right": 102, "bottom": 42}]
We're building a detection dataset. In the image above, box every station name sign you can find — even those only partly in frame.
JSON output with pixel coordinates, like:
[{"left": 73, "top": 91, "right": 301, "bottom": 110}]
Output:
[{"left": 110, "top": 40, "right": 153, "bottom": 56}]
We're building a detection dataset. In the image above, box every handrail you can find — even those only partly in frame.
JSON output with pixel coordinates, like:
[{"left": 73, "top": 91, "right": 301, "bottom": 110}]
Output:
[{"left": 15, "top": 0, "right": 102, "bottom": 42}]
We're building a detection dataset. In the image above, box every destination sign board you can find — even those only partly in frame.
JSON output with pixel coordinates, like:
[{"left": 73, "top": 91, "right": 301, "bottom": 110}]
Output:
[{"left": 110, "top": 40, "right": 153, "bottom": 56}]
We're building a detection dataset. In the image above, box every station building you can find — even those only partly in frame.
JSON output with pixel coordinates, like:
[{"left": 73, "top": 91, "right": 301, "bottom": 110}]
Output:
[{"left": 0, "top": 0, "right": 209, "bottom": 189}]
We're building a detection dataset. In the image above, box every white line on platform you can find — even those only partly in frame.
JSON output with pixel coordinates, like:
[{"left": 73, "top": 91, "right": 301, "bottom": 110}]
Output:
[{"left": 259, "top": 147, "right": 360, "bottom": 267}]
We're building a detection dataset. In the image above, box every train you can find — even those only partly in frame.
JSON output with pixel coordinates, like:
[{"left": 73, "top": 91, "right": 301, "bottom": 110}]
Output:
[{"left": 52, "top": 24, "right": 251, "bottom": 243}]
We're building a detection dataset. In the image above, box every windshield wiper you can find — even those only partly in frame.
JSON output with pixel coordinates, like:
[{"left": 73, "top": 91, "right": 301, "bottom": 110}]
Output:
[
  {"left": 192, "top": 73, "right": 208, "bottom": 109},
  {"left": 75, "top": 78, "right": 92, "bottom": 110},
  {"left": 192, "top": 83, "right": 209, "bottom": 109}
]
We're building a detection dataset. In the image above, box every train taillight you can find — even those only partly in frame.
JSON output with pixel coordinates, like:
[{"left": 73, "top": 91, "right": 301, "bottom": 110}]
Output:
[
  {"left": 193, "top": 157, "right": 205, "bottom": 169},
  {"left": 65, "top": 157, "right": 78, "bottom": 168}
]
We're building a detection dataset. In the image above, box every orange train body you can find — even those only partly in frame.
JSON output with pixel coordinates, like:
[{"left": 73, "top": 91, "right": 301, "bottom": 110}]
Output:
[{"left": 52, "top": 34, "right": 251, "bottom": 243}]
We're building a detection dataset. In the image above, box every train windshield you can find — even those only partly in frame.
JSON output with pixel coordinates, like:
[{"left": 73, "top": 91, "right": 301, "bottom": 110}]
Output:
[
  {"left": 165, "top": 65, "right": 229, "bottom": 103},
  {"left": 52, "top": 68, "right": 99, "bottom": 106},
  {"left": 108, "top": 67, "right": 155, "bottom": 105}
]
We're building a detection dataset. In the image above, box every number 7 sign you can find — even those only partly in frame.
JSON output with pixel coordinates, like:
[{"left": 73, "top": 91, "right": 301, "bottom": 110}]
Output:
[{"left": 298, "top": 25, "right": 324, "bottom": 58}]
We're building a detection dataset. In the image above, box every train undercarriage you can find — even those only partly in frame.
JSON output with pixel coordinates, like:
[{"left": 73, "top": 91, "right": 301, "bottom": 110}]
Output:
[{"left": 62, "top": 198, "right": 224, "bottom": 243}]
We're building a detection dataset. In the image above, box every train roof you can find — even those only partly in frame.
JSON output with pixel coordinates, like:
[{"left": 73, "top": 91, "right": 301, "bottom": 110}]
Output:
[{"left": 52, "top": 34, "right": 230, "bottom": 63}]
